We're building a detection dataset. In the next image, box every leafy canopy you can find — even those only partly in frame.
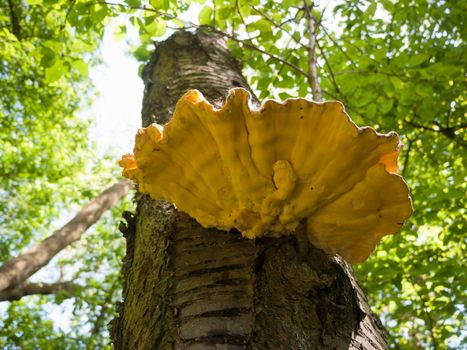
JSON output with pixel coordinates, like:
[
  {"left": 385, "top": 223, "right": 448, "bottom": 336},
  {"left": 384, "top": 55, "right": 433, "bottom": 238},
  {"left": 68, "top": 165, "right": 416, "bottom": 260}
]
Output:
[{"left": 1, "top": 0, "right": 131, "bottom": 348}]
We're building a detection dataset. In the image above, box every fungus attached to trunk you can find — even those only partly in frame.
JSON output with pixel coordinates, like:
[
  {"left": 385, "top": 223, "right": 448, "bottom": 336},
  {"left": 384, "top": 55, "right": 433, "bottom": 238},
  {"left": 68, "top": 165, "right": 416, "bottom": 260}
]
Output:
[{"left": 120, "top": 88, "right": 413, "bottom": 263}]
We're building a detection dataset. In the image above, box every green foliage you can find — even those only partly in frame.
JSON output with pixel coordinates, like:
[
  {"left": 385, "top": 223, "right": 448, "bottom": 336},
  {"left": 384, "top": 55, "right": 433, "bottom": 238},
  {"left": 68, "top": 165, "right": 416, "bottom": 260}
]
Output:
[
  {"left": 1, "top": 0, "right": 465, "bottom": 348},
  {"left": 0, "top": 0, "right": 105, "bottom": 259},
  {"left": 324, "top": 2, "right": 466, "bottom": 348},
  {"left": 0, "top": 0, "right": 132, "bottom": 348},
  {"left": 1, "top": 301, "right": 70, "bottom": 349},
  {"left": 199, "top": 6, "right": 213, "bottom": 25}
]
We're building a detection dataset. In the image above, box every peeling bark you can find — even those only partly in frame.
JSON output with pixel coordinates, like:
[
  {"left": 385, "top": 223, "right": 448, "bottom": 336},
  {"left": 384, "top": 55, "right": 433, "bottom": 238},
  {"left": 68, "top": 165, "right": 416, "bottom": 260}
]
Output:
[
  {"left": 111, "top": 30, "right": 387, "bottom": 350},
  {"left": 140, "top": 30, "right": 255, "bottom": 127}
]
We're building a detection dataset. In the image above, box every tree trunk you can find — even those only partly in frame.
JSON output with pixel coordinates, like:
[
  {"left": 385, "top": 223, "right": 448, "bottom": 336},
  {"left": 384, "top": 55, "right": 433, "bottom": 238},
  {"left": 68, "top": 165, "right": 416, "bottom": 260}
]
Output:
[{"left": 111, "top": 30, "right": 388, "bottom": 350}]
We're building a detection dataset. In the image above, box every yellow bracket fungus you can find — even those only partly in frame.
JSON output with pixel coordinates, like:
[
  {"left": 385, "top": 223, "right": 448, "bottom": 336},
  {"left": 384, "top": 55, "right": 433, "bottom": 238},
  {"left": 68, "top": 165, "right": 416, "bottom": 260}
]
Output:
[{"left": 120, "top": 88, "right": 413, "bottom": 263}]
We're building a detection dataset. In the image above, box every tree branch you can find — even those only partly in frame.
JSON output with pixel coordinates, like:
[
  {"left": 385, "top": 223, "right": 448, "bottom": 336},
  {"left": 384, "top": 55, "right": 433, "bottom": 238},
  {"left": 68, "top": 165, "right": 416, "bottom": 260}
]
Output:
[
  {"left": 320, "top": 26, "right": 358, "bottom": 68},
  {"left": 94, "top": 1, "right": 310, "bottom": 80},
  {"left": 234, "top": 0, "right": 254, "bottom": 44},
  {"left": 407, "top": 275, "right": 439, "bottom": 350},
  {"left": 7, "top": 0, "right": 21, "bottom": 39},
  {"left": 316, "top": 40, "right": 348, "bottom": 102},
  {"left": 86, "top": 282, "right": 116, "bottom": 348},
  {"left": 405, "top": 120, "right": 467, "bottom": 145},
  {"left": 0, "top": 281, "right": 79, "bottom": 302},
  {"left": 209, "top": 28, "right": 310, "bottom": 79},
  {"left": 0, "top": 179, "right": 133, "bottom": 292},
  {"left": 303, "top": 1, "right": 322, "bottom": 101},
  {"left": 251, "top": 6, "right": 307, "bottom": 50},
  {"left": 401, "top": 138, "right": 413, "bottom": 178},
  {"left": 61, "top": 0, "right": 77, "bottom": 30}
]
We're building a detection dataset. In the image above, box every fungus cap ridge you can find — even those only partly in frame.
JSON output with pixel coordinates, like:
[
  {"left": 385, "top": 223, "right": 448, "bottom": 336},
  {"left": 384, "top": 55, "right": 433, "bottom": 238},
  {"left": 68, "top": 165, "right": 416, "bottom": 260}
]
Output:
[{"left": 119, "top": 88, "right": 413, "bottom": 263}]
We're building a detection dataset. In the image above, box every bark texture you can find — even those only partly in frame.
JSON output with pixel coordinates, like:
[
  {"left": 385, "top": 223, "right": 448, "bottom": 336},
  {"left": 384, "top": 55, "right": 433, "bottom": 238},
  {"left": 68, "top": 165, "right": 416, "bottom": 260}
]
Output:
[
  {"left": 111, "top": 30, "right": 387, "bottom": 350},
  {"left": 0, "top": 179, "right": 132, "bottom": 293}
]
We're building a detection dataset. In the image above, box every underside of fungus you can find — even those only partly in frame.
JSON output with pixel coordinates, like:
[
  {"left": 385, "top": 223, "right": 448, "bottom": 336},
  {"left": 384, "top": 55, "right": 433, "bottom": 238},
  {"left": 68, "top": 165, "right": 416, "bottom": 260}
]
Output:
[{"left": 120, "top": 88, "right": 413, "bottom": 263}]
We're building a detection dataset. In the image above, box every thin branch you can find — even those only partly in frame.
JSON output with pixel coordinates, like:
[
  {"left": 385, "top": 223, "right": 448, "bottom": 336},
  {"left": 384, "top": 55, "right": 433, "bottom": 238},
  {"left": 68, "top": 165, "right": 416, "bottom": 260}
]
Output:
[
  {"left": 213, "top": 0, "right": 216, "bottom": 28},
  {"left": 61, "top": 0, "right": 77, "bottom": 30},
  {"left": 316, "top": 39, "right": 347, "bottom": 101},
  {"left": 251, "top": 6, "right": 307, "bottom": 50},
  {"left": 406, "top": 120, "right": 437, "bottom": 132},
  {"left": 320, "top": 26, "right": 358, "bottom": 68},
  {"left": 332, "top": 68, "right": 445, "bottom": 85},
  {"left": 0, "top": 281, "right": 79, "bottom": 302},
  {"left": 91, "top": 1, "right": 184, "bottom": 22},
  {"left": 86, "top": 282, "right": 116, "bottom": 348},
  {"left": 303, "top": 1, "right": 322, "bottom": 101},
  {"left": 320, "top": 88, "right": 377, "bottom": 125},
  {"left": 94, "top": 1, "right": 310, "bottom": 80},
  {"left": 406, "top": 120, "right": 467, "bottom": 144},
  {"left": 407, "top": 275, "right": 439, "bottom": 350},
  {"left": 0, "top": 179, "right": 133, "bottom": 292},
  {"left": 7, "top": 0, "right": 21, "bottom": 39},
  {"left": 401, "top": 138, "right": 413, "bottom": 178},
  {"left": 385, "top": 2, "right": 398, "bottom": 64},
  {"left": 234, "top": 0, "right": 253, "bottom": 43},
  {"left": 248, "top": 6, "right": 306, "bottom": 93},
  {"left": 265, "top": 31, "right": 301, "bottom": 94},
  {"left": 213, "top": 28, "right": 309, "bottom": 79}
]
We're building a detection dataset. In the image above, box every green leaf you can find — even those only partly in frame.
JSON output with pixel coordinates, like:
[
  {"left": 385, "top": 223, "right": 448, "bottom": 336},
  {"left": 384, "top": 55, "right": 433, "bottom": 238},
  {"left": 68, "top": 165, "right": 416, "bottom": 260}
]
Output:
[
  {"left": 408, "top": 54, "right": 430, "bottom": 67},
  {"left": 279, "top": 92, "right": 292, "bottom": 100},
  {"left": 44, "top": 60, "right": 67, "bottom": 83},
  {"left": 415, "top": 84, "right": 433, "bottom": 97},
  {"left": 238, "top": 4, "right": 251, "bottom": 17},
  {"left": 216, "top": 18, "right": 227, "bottom": 30},
  {"left": 367, "top": 104, "right": 377, "bottom": 118},
  {"left": 217, "top": 7, "right": 232, "bottom": 20},
  {"left": 380, "top": 0, "right": 394, "bottom": 11},
  {"left": 39, "top": 47, "right": 56, "bottom": 68},
  {"left": 133, "top": 45, "right": 151, "bottom": 62},
  {"left": 150, "top": 0, "right": 169, "bottom": 9},
  {"left": 125, "top": 0, "right": 141, "bottom": 6},
  {"left": 146, "top": 18, "right": 167, "bottom": 37},
  {"left": 25, "top": 0, "right": 42, "bottom": 5},
  {"left": 137, "top": 63, "right": 145, "bottom": 78},
  {"left": 378, "top": 97, "right": 394, "bottom": 114},
  {"left": 254, "top": 19, "right": 272, "bottom": 34},
  {"left": 198, "top": 6, "right": 213, "bottom": 25},
  {"left": 90, "top": 5, "right": 108, "bottom": 23},
  {"left": 71, "top": 59, "right": 88, "bottom": 76},
  {"left": 113, "top": 24, "right": 127, "bottom": 42},
  {"left": 281, "top": 0, "right": 299, "bottom": 7},
  {"left": 365, "top": 3, "right": 377, "bottom": 19}
]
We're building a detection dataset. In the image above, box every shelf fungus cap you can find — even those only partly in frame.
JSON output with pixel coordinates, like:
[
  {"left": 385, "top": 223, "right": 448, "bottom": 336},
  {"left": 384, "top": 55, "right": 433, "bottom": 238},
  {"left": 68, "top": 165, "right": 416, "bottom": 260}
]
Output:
[{"left": 120, "top": 88, "right": 413, "bottom": 263}]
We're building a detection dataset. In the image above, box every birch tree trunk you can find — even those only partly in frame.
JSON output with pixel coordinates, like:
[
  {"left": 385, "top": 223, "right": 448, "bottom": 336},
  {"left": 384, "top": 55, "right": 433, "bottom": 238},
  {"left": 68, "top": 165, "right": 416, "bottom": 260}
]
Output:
[{"left": 111, "top": 30, "right": 388, "bottom": 350}]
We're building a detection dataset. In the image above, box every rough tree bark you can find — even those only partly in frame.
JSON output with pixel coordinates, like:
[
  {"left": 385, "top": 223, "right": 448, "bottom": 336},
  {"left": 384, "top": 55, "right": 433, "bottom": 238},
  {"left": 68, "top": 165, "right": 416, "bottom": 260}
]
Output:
[{"left": 111, "top": 30, "right": 388, "bottom": 350}]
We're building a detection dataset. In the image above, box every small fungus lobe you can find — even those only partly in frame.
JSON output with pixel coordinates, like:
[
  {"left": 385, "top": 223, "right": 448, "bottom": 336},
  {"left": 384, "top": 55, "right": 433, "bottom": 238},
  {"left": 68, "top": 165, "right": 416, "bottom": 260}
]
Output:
[{"left": 120, "top": 88, "right": 413, "bottom": 263}]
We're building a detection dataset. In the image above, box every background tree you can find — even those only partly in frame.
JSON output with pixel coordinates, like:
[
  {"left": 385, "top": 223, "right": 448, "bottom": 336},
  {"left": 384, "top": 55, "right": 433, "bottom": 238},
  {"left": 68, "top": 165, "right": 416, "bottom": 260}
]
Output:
[
  {"left": 0, "top": 0, "right": 133, "bottom": 347},
  {"left": 0, "top": 0, "right": 465, "bottom": 349}
]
